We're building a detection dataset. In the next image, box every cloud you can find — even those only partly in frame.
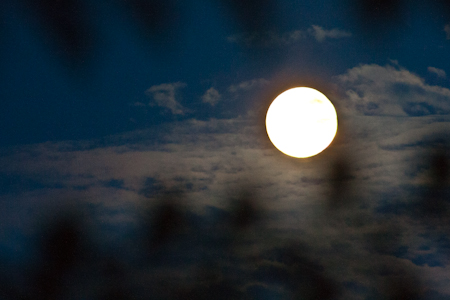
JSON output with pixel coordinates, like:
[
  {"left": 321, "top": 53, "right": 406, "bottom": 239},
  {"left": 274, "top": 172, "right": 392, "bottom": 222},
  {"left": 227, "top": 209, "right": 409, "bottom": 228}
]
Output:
[
  {"left": 228, "top": 78, "right": 269, "bottom": 93},
  {"left": 445, "top": 24, "right": 450, "bottom": 40},
  {"left": 201, "top": 87, "right": 221, "bottom": 106},
  {"left": 145, "top": 82, "right": 187, "bottom": 115},
  {"left": 377, "top": 119, "right": 450, "bottom": 151},
  {"left": 227, "top": 25, "right": 351, "bottom": 47},
  {"left": 337, "top": 63, "right": 450, "bottom": 116},
  {"left": 308, "top": 25, "right": 352, "bottom": 42},
  {"left": 428, "top": 66, "right": 447, "bottom": 78},
  {"left": 2, "top": 115, "right": 450, "bottom": 298}
]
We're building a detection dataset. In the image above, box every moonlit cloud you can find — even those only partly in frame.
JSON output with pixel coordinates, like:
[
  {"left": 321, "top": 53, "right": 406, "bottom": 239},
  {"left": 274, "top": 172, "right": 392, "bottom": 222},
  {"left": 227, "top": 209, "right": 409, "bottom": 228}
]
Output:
[
  {"left": 228, "top": 78, "right": 269, "bottom": 93},
  {"left": 145, "top": 82, "right": 187, "bottom": 115},
  {"left": 338, "top": 63, "right": 450, "bottom": 116},
  {"left": 201, "top": 87, "right": 221, "bottom": 106},
  {"left": 2, "top": 112, "right": 450, "bottom": 298},
  {"left": 428, "top": 66, "right": 447, "bottom": 78},
  {"left": 445, "top": 24, "right": 450, "bottom": 39},
  {"left": 378, "top": 119, "right": 450, "bottom": 151},
  {"left": 308, "top": 25, "right": 352, "bottom": 42}
]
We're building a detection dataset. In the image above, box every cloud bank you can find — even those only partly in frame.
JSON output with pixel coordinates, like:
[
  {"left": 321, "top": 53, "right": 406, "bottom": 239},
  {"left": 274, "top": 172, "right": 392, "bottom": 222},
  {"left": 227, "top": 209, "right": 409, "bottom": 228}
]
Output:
[{"left": 2, "top": 110, "right": 450, "bottom": 298}]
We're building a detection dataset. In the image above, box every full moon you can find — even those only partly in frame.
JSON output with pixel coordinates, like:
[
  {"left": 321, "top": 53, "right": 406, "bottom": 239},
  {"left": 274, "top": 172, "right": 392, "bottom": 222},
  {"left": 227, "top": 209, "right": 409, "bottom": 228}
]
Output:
[{"left": 265, "top": 87, "right": 338, "bottom": 158}]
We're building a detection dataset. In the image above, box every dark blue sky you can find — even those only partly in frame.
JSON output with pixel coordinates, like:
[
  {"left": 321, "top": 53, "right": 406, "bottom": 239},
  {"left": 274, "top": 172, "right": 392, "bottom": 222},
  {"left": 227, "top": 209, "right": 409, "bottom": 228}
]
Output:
[{"left": 2, "top": 0, "right": 450, "bottom": 146}]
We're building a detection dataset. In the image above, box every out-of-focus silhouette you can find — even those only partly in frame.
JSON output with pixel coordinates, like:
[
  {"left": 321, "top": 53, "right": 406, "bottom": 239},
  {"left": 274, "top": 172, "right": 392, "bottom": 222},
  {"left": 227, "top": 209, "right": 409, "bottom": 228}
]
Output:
[{"left": 23, "top": 0, "right": 97, "bottom": 69}]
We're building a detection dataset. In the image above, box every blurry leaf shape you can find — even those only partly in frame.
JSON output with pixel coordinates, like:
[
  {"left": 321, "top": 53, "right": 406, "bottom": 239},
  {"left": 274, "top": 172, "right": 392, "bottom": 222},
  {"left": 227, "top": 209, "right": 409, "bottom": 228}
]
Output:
[
  {"left": 230, "top": 190, "right": 260, "bottom": 230},
  {"left": 25, "top": 0, "right": 96, "bottom": 68},
  {"left": 221, "top": 0, "right": 276, "bottom": 31},
  {"left": 146, "top": 189, "right": 187, "bottom": 249},
  {"left": 327, "top": 156, "right": 356, "bottom": 209},
  {"left": 34, "top": 215, "right": 88, "bottom": 299},
  {"left": 119, "top": 0, "right": 181, "bottom": 43}
]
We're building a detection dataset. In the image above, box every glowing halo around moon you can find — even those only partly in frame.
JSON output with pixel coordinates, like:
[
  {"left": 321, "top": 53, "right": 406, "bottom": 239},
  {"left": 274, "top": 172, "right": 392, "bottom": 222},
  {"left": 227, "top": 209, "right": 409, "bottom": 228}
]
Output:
[{"left": 265, "top": 87, "right": 338, "bottom": 158}]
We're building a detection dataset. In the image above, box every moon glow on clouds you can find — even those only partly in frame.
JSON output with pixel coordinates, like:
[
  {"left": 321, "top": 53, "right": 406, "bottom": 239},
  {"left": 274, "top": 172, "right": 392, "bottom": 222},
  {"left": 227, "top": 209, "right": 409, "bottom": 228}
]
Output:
[{"left": 265, "top": 87, "right": 338, "bottom": 158}]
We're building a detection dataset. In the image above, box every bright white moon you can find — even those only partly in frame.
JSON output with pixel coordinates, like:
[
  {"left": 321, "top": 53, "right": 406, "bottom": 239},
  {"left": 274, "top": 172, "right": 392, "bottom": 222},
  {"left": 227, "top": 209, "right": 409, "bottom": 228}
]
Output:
[{"left": 265, "top": 87, "right": 338, "bottom": 158}]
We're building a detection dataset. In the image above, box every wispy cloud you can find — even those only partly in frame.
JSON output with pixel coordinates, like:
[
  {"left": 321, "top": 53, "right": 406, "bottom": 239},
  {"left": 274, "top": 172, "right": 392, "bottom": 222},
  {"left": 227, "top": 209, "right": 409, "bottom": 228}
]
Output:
[
  {"left": 445, "top": 24, "right": 450, "bottom": 39},
  {"left": 338, "top": 63, "right": 450, "bottom": 116},
  {"left": 201, "top": 87, "right": 221, "bottom": 106},
  {"left": 428, "top": 66, "right": 447, "bottom": 78},
  {"left": 308, "top": 25, "right": 352, "bottom": 42},
  {"left": 228, "top": 78, "right": 269, "bottom": 93},
  {"left": 145, "top": 82, "right": 187, "bottom": 115},
  {"left": 227, "top": 25, "right": 351, "bottom": 47}
]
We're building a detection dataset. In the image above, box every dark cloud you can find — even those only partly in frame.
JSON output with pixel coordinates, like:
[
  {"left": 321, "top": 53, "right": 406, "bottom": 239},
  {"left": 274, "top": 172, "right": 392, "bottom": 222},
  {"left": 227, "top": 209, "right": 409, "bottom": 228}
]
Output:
[
  {"left": 139, "top": 177, "right": 165, "bottom": 198},
  {"left": 0, "top": 173, "right": 64, "bottom": 195},
  {"left": 403, "top": 102, "right": 437, "bottom": 116},
  {"left": 245, "top": 284, "right": 286, "bottom": 299},
  {"left": 411, "top": 253, "right": 445, "bottom": 267},
  {"left": 100, "top": 179, "right": 126, "bottom": 190}
]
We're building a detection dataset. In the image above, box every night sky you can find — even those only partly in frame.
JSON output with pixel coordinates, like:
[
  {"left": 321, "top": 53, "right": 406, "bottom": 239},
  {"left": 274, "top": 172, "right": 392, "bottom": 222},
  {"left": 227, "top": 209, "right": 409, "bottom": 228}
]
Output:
[{"left": 1, "top": 0, "right": 450, "bottom": 299}]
